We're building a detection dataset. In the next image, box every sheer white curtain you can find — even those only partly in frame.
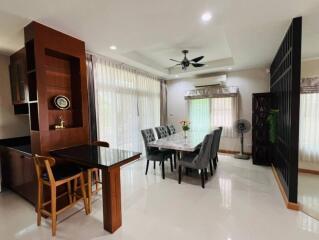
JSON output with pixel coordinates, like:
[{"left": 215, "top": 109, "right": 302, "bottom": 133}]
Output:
[
  {"left": 188, "top": 96, "right": 238, "bottom": 136},
  {"left": 92, "top": 55, "right": 160, "bottom": 152},
  {"left": 299, "top": 93, "right": 319, "bottom": 164},
  {"left": 211, "top": 97, "right": 238, "bottom": 137}
]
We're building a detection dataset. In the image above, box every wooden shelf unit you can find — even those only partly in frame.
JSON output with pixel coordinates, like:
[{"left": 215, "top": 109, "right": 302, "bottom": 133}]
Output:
[{"left": 24, "top": 21, "right": 89, "bottom": 155}]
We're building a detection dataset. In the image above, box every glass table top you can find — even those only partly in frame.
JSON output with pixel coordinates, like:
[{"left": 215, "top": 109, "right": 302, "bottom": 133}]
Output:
[{"left": 50, "top": 145, "right": 141, "bottom": 168}]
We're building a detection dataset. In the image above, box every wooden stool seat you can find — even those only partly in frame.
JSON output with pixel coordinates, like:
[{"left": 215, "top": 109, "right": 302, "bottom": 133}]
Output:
[{"left": 42, "top": 165, "right": 82, "bottom": 181}]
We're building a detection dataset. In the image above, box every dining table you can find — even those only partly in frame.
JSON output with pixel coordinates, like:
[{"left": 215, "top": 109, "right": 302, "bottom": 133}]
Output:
[
  {"left": 148, "top": 131, "right": 210, "bottom": 152},
  {"left": 50, "top": 144, "right": 141, "bottom": 233}
]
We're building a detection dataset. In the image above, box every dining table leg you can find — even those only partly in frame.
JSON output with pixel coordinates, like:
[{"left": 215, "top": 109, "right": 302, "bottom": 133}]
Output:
[{"left": 101, "top": 166, "right": 122, "bottom": 233}]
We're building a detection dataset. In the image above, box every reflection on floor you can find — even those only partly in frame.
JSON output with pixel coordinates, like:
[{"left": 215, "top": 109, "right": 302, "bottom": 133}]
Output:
[
  {"left": 299, "top": 172, "right": 319, "bottom": 220},
  {"left": 1, "top": 154, "right": 319, "bottom": 239}
]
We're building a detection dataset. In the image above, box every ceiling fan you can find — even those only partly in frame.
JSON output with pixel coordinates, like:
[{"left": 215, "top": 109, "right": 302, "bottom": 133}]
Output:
[{"left": 170, "top": 50, "right": 205, "bottom": 70}]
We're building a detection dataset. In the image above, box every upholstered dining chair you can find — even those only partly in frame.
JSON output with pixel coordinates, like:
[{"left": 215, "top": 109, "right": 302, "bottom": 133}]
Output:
[
  {"left": 155, "top": 126, "right": 176, "bottom": 170},
  {"left": 141, "top": 128, "right": 173, "bottom": 179},
  {"left": 33, "top": 154, "right": 89, "bottom": 236},
  {"left": 155, "top": 126, "right": 170, "bottom": 139},
  {"left": 178, "top": 131, "right": 216, "bottom": 188},
  {"left": 167, "top": 125, "right": 176, "bottom": 135}
]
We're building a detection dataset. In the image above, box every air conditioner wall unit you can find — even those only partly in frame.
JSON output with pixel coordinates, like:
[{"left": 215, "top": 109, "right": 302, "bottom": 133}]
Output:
[{"left": 194, "top": 74, "right": 227, "bottom": 88}]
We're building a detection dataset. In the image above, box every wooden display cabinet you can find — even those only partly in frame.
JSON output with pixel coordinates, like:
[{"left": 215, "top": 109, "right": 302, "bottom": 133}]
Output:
[{"left": 24, "top": 22, "right": 89, "bottom": 155}]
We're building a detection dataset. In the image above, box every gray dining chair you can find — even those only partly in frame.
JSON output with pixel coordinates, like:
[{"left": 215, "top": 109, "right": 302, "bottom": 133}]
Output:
[
  {"left": 167, "top": 125, "right": 176, "bottom": 135},
  {"left": 141, "top": 128, "right": 173, "bottom": 179},
  {"left": 155, "top": 126, "right": 177, "bottom": 170},
  {"left": 155, "top": 126, "right": 170, "bottom": 139},
  {"left": 178, "top": 132, "right": 216, "bottom": 188}
]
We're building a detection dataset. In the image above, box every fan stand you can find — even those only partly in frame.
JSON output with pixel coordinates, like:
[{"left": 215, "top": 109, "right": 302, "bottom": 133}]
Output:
[{"left": 234, "top": 132, "right": 250, "bottom": 160}]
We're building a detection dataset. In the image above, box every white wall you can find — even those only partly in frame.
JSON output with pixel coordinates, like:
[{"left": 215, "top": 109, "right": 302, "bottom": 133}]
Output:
[
  {"left": 301, "top": 58, "right": 319, "bottom": 77},
  {"left": 167, "top": 68, "right": 270, "bottom": 153},
  {"left": 0, "top": 54, "right": 30, "bottom": 139}
]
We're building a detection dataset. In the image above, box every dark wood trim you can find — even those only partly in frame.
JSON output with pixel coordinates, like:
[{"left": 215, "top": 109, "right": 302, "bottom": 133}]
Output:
[
  {"left": 299, "top": 168, "right": 319, "bottom": 175},
  {"left": 218, "top": 149, "right": 251, "bottom": 155},
  {"left": 271, "top": 165, "right": 300, "bottom": 211}
]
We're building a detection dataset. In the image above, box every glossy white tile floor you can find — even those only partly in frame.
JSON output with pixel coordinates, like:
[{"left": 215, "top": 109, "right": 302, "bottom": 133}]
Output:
[
  {"left": 299, "top": 172, "right": 319, "bottom": 220},
  {"left": 1, "top": 154, "right": 319, "bottom": 240}
]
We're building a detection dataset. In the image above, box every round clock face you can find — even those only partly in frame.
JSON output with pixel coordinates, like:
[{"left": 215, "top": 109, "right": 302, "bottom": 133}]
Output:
[{"left": 54, "top": 95, "right": 70, "bottom": 110}]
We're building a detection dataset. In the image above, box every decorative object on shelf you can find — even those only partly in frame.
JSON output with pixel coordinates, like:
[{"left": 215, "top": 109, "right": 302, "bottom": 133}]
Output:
[
  {"left": 180, "top": 120, "right": 190, "bottom": 138},
  {"left": 267, "top": 109, "right": 279, "bottom": 144},
  {"left": 233, "top": 119, "right": 251, "bottom": 160},
  {"left": 55, "top": 115, "right": 65, "bottom": 129},
  {"left": 53, "top": 95, "right": 71, "bottom": 110}
]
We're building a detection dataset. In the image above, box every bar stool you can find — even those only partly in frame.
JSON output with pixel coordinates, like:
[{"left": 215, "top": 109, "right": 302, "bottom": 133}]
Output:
[
  {"left": 33, "top": 154, "right": 89, "bottom": 236},
  {"left": 75, "top": 141, "right": 109, "bottom": 213}
]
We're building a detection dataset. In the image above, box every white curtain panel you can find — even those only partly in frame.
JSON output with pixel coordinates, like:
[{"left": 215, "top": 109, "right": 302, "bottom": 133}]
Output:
[
  {"left": 211, "top": 96, "right": 238, "bottom": 137},
  {"left": 188, "top": 96, "right": 238, "bottom": 137},
  {"left": 92, "top": 55, "right": 160, "bottom": 152},
  {"left": 299, "top": 93, "right": 319, "bottom": 164}
]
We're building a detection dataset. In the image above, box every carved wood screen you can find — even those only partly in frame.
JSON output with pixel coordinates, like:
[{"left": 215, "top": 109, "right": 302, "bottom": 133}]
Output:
[{"left": 270, "top": 17, "right": 302, "bottom": 203}]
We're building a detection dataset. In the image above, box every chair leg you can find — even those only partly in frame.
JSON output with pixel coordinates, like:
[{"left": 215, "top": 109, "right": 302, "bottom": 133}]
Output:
[
  {"left": 87, "top": 169, "right": 92, "bottom": 213},
  {"left": 153, "top": 161, "right": 156, "bottom": 169},
  {"left": 209, "top": 159, "right": 213, "bottom": 176},
  {"left": 145, "top": 160, "right": 149, "bottom": 175},
  {"left": 174, "top": 154, "right": 177, "bottom": 169},
  {"left": 161, "top": 161, "right": 165, "bottom": 179},
  {"left": 95, "top": 169, "right": 99, "bottom": 192},
  {"left": 178, "top": 165, "right": 182, "bottom": 184},
  {"left": 73, "top": 178, "right": 78, "bottom": 202},
  {"left": 204, "top": 168, "right": 208, "bottom": 180},
  {"left": 37, "top": 180, "right": 43, "bottom": 226},
  {"left": 201, "top": 169, "right": 205, "bottom": 189},
  {"left": 170, "top": 158, "right": 173, "bottom": 172},
  {"left": 67, "top": 181, "right": 72, "bottom": 204},
  {"left": 80, "top": 173, "right": 89, "bottom": 215},
  {"left": 51, "top": 185, "right": 57, "bottom": 236},
  {"left": 213, "top": 156, "right": 217, "bottom": 170}
]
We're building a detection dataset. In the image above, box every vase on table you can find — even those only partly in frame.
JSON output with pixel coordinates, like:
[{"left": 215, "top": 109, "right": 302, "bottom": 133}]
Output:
[{"left": 183, "top": 130, "right": 188, "bottom": 138}]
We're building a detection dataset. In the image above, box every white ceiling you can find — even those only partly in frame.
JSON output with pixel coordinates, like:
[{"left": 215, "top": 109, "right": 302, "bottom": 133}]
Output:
[{"left": 0, "top": 0, "right": 319, "bottom": 79}]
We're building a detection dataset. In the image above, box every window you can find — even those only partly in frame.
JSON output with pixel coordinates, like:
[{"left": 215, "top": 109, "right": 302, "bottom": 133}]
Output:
[
  {"left": 188, "top": 97, "right": 238, "bottom": 137},
  {"left": 92, "top": 55, "right": 160, "bottom": 152}
]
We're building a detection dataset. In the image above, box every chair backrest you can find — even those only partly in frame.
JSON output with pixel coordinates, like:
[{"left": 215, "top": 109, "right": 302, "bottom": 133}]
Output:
[
  {"left": 193, "top": 133, "right": 215, "bottom": 169},
  {"left": 211, "top": 129, "right": 221, "bottom": 160},
  {"left": 155, "top": 126, "right": 169, "bottom": 139},
  {"left": 33, "top": 154, "right": 56, "bottom": 183},
  {"left": 93, "top": 140, "right": 110, "bottom": 148},
  {"left": 217, "top": 126, "right": 223, "bottom": 149},
  {"left": 141, "top": 128, "right": 156, "bottom": 156},
  {"left": 167, "top": 125, "right": 176, "bottom": 135}
]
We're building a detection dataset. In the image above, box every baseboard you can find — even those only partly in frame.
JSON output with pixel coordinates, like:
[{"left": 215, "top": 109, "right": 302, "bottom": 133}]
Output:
[
  {"left": 218, "top": 149, "right": 252, "bottom": 155},
  {"left": 299, "top": 168, "right": 319, "bottom": 175},
  {"left": 271, "top": 165, "right": 300, "bottom": 211}
]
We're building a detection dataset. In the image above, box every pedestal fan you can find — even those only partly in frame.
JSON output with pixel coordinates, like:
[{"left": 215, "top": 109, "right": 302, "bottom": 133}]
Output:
[{"left": 233, "top": 119, "right": 251, "bottom": 160}]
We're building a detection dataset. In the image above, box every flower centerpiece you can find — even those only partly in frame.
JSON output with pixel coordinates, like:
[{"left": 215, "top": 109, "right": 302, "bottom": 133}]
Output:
[{"left": 180, "top": 120, "right": 190, "bottom": 138}]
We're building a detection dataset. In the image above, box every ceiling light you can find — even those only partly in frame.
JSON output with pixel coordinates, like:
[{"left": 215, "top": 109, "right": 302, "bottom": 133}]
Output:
[
  {"left": 201, "top": 12, "right": 212, "bottom": 23},
  {"left": 228, "top": 67, "right": 232, "bottom": 70},
  {"left": 109, "top": 45, "right": 117, "bottom": 50}
]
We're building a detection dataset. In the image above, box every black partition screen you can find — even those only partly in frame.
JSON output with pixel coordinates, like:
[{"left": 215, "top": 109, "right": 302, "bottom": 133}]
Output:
[{"left": 270, "top": 17, "right": 302, "bottom": 203}]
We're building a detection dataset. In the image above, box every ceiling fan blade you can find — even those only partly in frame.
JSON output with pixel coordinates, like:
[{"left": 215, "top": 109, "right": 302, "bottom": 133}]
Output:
[
  {"left": 190, "top": 56, "right": 204, "bottom": 62},
  {"left": 170, "top": 59, "right": 181, "bottom": 63},
  {"left": 192, "top": 63, "right": 205, "bottom": 67}
]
